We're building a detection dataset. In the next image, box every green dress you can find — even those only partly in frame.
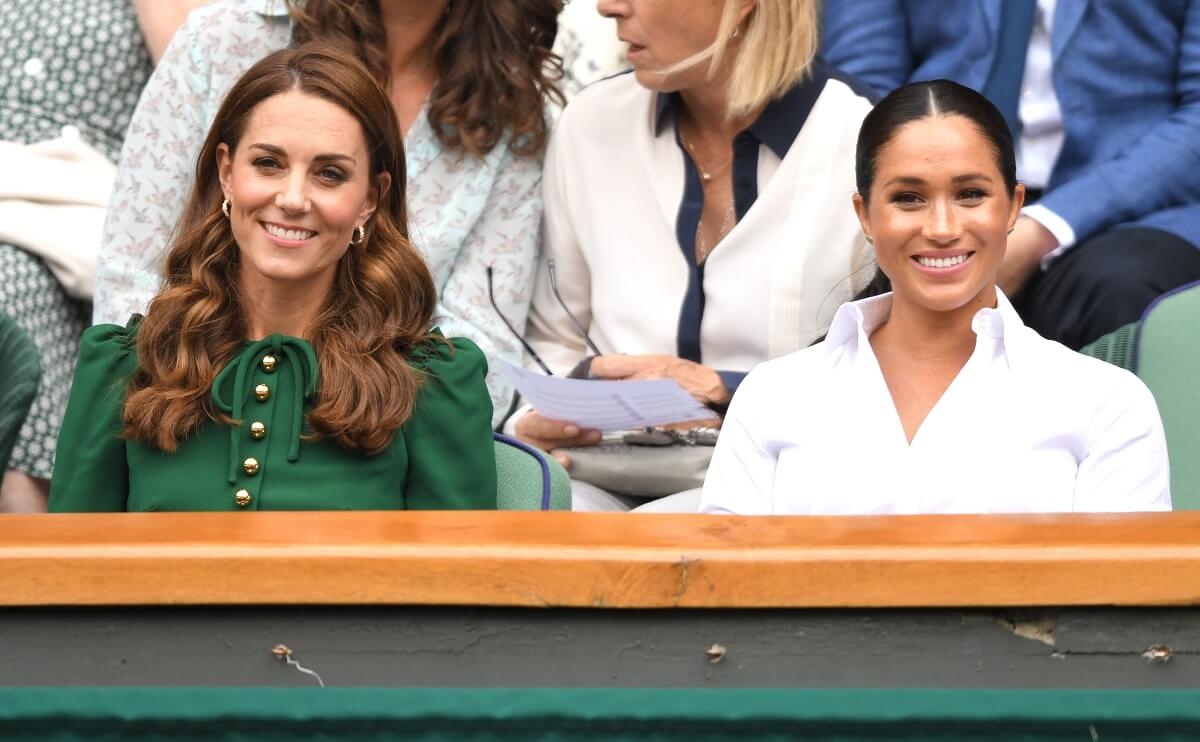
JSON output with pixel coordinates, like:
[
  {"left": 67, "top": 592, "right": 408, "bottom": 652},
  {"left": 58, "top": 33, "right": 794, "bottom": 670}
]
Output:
[{"left": 49, "top": 319, "right": 496, "bottom": 512}]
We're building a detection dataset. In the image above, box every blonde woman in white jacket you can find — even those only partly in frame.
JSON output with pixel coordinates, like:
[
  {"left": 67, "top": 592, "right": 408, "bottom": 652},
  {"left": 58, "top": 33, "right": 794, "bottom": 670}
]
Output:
[{"left": 510, "top": 0, "right": 878, "bottom": 511}]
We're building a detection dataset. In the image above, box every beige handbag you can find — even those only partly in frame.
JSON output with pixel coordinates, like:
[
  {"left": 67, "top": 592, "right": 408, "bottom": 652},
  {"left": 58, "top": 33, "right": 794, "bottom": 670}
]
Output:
[{"left": 556, "top": 428, "right": 718, "bottom": 497}]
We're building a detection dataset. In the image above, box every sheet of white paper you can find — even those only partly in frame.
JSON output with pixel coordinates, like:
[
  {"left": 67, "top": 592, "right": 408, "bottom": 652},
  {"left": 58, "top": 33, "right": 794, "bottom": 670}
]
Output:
[{"left": 496, "top": 358, "right": 719, "bottom": 431}]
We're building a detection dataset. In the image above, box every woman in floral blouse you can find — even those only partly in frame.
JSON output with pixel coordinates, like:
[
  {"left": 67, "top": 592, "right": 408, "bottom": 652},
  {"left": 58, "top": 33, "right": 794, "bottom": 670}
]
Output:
[{"left": 95, "top": 0, "right": 563, "bottom": 429}]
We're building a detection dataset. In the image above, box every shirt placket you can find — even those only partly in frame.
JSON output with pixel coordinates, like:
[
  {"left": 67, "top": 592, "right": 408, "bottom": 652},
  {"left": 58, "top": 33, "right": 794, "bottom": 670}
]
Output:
[{"left": 231, "top": 351, "right": 283, "bottom": 511}]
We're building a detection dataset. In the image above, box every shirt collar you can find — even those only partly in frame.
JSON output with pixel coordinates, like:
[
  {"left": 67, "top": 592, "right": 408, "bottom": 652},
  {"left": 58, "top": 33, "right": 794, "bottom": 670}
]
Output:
[
  {"left": 652, "top": 61, "right": 833, "bottom": 159},
  {"left": 825, "top": 289, "right": 1031, "bottom": 367},
  {"left": 824, "top": 291, "right": 891, "bottom": 350},
  {"left": 242, "top": 0, "right": 291, "bottom": 17}
]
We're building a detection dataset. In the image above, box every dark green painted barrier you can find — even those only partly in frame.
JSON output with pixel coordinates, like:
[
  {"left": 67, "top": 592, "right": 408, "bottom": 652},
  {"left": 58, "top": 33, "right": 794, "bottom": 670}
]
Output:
[{"left": 0, "top": 688, "right": 1198, "bottom": 741}]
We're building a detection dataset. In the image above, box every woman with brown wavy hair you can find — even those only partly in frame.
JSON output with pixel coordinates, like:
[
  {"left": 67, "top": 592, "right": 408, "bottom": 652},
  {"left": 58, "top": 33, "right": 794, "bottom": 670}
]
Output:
[
  {"left": 49, "top": 44, "right": 496, "bottom": 512},
  {"left": 95, "top": 0, "right": 564, "bottom": 431}
]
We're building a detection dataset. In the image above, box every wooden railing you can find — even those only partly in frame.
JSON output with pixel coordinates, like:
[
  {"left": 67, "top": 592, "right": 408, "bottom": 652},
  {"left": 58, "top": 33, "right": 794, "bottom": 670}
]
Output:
[{"left": 1, "top": 511, "right": 1198, "bottom": 608}]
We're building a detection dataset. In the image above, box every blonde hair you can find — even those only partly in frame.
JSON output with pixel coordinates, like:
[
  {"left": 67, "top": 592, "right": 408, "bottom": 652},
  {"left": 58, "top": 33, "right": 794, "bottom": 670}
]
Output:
[{"left": 664, "top": 0, "right": 819, "bottom": 119}]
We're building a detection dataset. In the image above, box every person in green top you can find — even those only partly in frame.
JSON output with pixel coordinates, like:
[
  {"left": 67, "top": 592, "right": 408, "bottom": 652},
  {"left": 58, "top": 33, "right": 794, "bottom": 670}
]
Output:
[{"left": 50, "top": 44, "right": 496, "bottom": 512}]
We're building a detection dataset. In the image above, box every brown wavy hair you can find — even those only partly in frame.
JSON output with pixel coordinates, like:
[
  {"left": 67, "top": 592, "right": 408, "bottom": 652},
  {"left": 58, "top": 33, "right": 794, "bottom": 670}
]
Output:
[
  {"left": 124, "top": 43, "right": 437, "bottom": 454},
  {"left": 287, "top": 0, "right": 564, "bottom": 158}
]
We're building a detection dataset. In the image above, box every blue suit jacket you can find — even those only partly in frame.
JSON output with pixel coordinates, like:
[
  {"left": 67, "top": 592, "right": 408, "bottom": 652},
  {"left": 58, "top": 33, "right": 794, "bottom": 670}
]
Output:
[{"left": 822, "top": 0, "right": 1200, "bottom": 249}]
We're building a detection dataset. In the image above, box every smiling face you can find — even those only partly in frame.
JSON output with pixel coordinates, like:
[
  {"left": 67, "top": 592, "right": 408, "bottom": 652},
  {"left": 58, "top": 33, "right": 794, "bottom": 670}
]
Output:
[
  {"left": 854, "top": 114, "right": 1024, "bottom": 314},
  {"left": 596, "top": 0, "right": 748, "bottom": 92},
  {"left": 217, "top": 88, "right": 387, "bottom": 299}
]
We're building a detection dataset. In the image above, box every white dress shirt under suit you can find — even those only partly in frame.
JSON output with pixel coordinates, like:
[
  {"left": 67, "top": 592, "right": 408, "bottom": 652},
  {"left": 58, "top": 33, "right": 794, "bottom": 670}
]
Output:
[
  {"left": 1017, "top": 0, "right": 1078, "bottom": 256},
  {"left": 701, "top": 291, "right": 1171, "bottom": 515}
]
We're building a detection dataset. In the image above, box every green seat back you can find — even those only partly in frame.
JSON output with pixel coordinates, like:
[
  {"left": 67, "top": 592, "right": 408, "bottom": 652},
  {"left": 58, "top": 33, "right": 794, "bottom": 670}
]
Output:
[
  {"left": 494, "top": 434, "right": 571, "bottom": 510},
  {"left": 1136, "top": 282, "right": 1200, "bottom": 509},
  {"left": 1083, "top": 282, "right": 1200, "bottom": 509},
  {"left": 0, "top": 312, "right": 40, "bottom": 472},
  {"left": 1079, "top": 322, "right": 1138, "bottom": 372}
]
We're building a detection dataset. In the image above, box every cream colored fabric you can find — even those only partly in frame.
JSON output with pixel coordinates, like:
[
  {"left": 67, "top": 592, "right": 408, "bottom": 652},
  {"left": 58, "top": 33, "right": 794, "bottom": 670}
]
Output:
[{"left": 0, "top": 128, "right": 116, "bottom": 300}]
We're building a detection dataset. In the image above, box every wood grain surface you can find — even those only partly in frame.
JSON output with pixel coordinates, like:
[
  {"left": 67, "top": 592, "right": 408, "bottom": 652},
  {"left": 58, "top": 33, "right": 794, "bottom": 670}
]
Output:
[{"left": 1, "top": 511, "right": 1198, "bottom": 607}]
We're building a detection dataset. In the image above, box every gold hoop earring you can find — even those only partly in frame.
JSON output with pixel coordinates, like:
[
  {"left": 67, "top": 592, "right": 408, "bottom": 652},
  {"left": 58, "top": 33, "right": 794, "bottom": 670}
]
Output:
[
  {"left": 864, "top": 234, "right": 874, "bottom": 244},
  {"left": 350, "top": 225, "right": 366, "bottom": 245},
  {"left": 221, "top": 198, "right": 231, "bottom": 218}
]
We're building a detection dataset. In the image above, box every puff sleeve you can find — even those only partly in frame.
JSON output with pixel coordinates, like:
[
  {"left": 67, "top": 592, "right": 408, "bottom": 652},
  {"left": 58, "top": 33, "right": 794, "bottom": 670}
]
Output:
[
  {"left": 402, "top": 332, "right": 497, "bottom": 509},
  {"left": 49, "top": 318, "right": 141, "bottom": 512}
]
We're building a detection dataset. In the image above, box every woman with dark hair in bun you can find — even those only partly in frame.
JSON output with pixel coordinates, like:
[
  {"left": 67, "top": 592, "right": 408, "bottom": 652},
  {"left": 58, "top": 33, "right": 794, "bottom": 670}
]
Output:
[
  {"left": 702, "top": 80, "right": 1170, "bottom": 516},
  {"left": 96, "top": 0, "right": 564, "bottom": 430}
]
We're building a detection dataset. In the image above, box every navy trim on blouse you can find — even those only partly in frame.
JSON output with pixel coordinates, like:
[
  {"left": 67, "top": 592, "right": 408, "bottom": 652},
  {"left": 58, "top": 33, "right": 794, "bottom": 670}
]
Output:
[{"left": 657, "top": 63, "right": 844, "bottom": 393}]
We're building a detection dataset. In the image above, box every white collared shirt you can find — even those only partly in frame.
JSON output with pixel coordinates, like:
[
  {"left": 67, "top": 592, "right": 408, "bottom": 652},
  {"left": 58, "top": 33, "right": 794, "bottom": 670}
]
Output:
[
  {"left": 700, "top": 292, "right": 1171, "bottom": 515},
  {"left": 1017, "top": 0, "right": 1062, "bottom": 191},
  {"left": 524, "top": 70, "right": 875, "bottom": 377}
]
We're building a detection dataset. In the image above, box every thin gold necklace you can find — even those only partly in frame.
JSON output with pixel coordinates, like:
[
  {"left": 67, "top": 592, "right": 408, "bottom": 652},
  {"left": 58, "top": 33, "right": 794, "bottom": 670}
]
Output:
[
  {"left": 680, "top": 127, "right": 735, "bottom": 262},
  {"left": 696, "top": 202, "right": 736, "bottom": 264},
  {"left": 679, "top": 128, "right": 732, "bottom": 182}
]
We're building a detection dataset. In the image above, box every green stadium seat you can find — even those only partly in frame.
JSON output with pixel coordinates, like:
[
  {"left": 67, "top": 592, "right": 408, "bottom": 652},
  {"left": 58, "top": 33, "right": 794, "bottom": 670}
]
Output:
[
  {"left": 493, "top": 433, "right": 571, "bottom": 510},
  {"left": 1080, "top": 281, "right": 1200, "bottom": 508},
  {"left": 0, "top": 312, "right": 40, "bottom": 474}
]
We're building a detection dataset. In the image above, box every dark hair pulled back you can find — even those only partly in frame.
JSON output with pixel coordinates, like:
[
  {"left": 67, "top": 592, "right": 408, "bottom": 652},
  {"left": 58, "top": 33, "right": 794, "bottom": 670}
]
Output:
[{"left": 855, "top": 79, "right": 1017, "bottom": 203}]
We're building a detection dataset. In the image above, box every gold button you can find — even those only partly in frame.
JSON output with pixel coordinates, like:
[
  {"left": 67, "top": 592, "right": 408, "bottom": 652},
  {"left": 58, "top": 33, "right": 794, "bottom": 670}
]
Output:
[
  {"left": 234, "top": 488, "right": 251, "bottom": 507},
  {"left": 249, "top": 421, "right": 266, "bottom": 439},
  {"left": 254, "top": 383, "right": 270, "bottom": 402},
  {"left": 242, "top": 457, "right": 260, "bottom": 475},
  {"left": 261, "top": 354, "right": 278, "bottom": 373}
]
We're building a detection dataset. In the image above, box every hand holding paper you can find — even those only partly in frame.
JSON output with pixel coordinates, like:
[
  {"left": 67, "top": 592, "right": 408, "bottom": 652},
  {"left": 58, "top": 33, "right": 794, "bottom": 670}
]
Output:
[
  {"left": 588, "top": 354, "right": 732, "bottom": 408},
  {"left": 497, "top": 358, "right": 719, "bottom": 431}
]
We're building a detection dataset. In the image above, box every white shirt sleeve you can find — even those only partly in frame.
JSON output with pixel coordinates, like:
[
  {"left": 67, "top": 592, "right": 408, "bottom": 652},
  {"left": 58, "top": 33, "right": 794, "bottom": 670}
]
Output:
[
  {"left": 1023, "top": 203, "right": 1079, "bottom": 266},
  {"left": 523, "top": 109, "right": 596, "bottom": 375},
  {"left": 1073, "top": 374, "right": 1172, "bottom": 512},
  {"left": 699, "top": 373, "right": 777, "bottom": 515}
]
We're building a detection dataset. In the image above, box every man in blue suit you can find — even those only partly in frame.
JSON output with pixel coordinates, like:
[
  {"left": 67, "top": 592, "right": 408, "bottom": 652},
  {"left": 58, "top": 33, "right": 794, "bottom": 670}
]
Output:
[{"left": 823, "top": 0, "right": 1200, "bottom": 349}]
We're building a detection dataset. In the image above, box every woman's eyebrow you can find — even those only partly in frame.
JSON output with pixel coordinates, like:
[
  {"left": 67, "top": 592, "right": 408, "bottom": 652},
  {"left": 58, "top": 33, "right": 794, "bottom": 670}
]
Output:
[
  {"left": 882, "top": 173, "right": 995, "bottom": 187},
  {"left": 247, "top": 143, "right": 354, "bottom": 164},
  {"left": 882, "top": 175, "right": 927, "bottom": 187}
]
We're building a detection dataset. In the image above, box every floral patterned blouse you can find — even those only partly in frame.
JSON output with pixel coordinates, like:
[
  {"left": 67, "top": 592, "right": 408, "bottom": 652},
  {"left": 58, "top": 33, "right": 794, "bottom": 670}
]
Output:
[{"left": 94, "top": 0, "right": 543, "bottom": 428}]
